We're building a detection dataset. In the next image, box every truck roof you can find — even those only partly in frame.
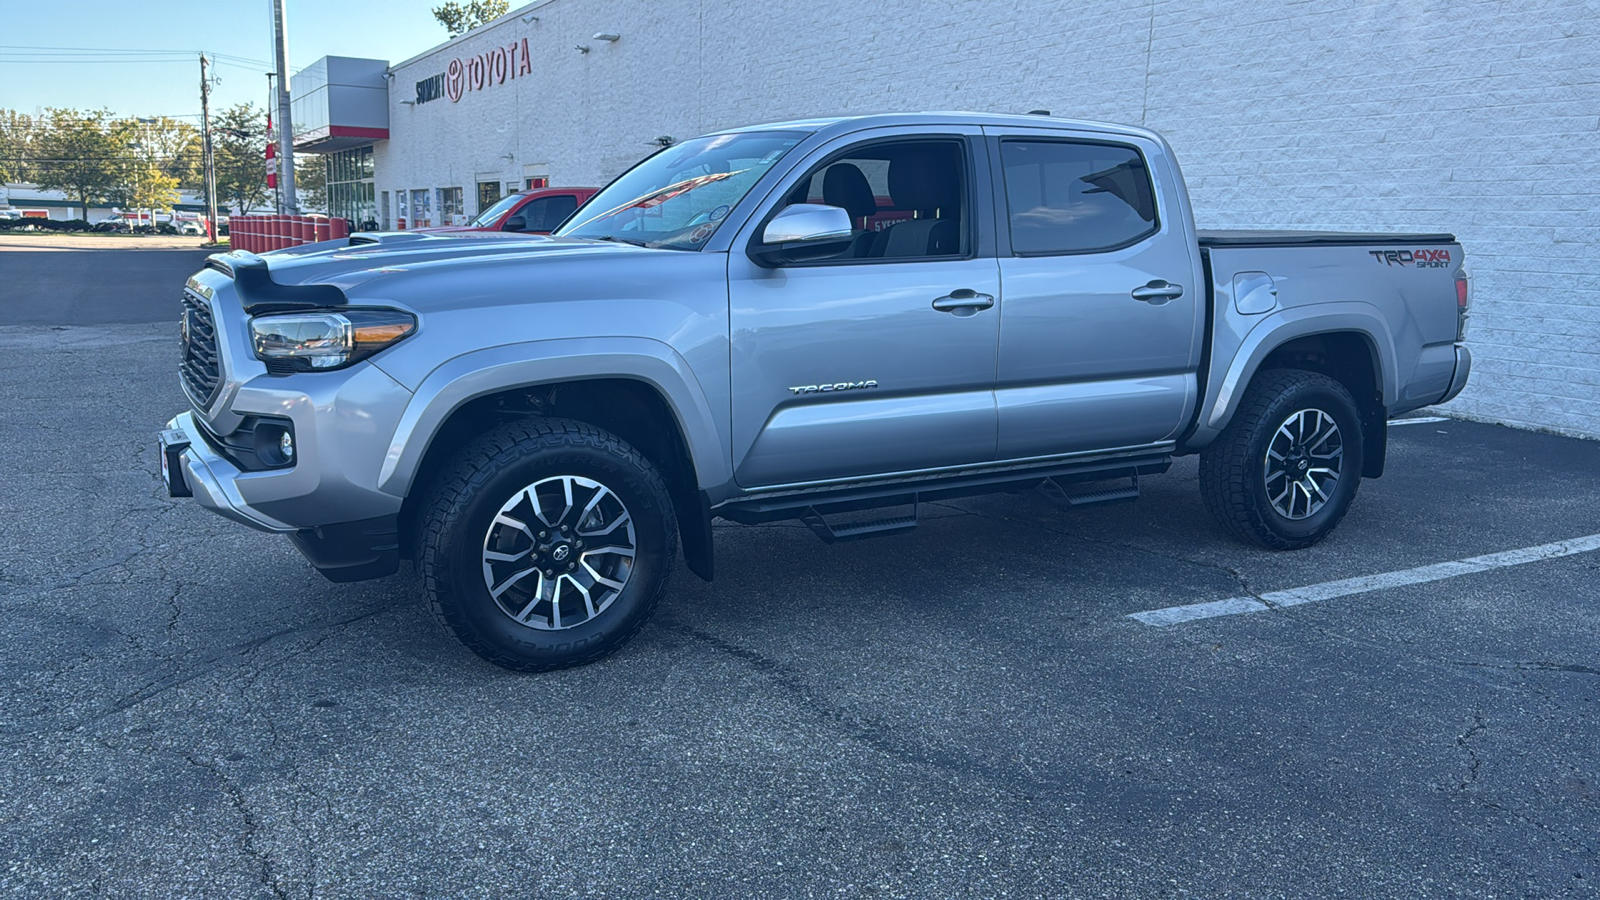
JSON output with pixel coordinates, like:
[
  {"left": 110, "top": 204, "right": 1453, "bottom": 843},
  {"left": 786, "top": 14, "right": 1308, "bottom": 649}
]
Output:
[{"left": 711, "top": 112, "right": 1162, "bottom": 143}]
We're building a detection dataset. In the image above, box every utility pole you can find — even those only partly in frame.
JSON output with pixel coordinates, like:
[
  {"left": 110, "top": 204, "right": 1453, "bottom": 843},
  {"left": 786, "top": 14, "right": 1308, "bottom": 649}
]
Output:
[
  {"left": 199, "top": 53, "right": 220, "bottom": 242},
  {"left": 272, "top": 0, "right": 297, "bottom": 214}
]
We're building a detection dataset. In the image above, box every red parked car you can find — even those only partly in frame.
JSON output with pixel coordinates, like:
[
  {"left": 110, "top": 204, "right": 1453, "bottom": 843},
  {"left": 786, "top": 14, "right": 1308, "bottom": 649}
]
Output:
[{"left": 416, "top": 187, "right": 598, "bottom": 234}]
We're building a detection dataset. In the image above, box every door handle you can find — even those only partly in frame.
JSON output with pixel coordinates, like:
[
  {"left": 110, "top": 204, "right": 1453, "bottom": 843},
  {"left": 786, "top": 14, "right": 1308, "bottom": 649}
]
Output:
[
  {"left": 931, "top": 289, "right": 995, "bottom": 316},
  {"left": 1131, "top": 280, "right": 1185, "bottom": 304}
]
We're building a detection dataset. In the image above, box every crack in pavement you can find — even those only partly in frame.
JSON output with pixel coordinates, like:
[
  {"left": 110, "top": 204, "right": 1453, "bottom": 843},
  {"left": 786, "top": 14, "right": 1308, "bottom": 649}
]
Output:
[
  {"left": 59, "top": 603, "right": 393, "bottom": 736},
  {"left": 1456, "top": 660, "right": 1600, "bottom": 678},
  {"left": 184, "top": 751, "right": 291, "bottom": 900},
  {"left": 1455, "top": 713, "right": 1486, "bottom": 792},
  {"left": 658, "top": 617, "right": 1037, "bottom": 805}
]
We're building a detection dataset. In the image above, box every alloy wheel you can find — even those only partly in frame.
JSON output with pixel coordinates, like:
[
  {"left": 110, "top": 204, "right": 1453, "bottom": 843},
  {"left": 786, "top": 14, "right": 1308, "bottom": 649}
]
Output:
[
  {"left": 1263, "top": 408, "right": 1343, "bottom": 520},
  {"left": 480, "top": 475, "right": 637, "bottom": 630}
]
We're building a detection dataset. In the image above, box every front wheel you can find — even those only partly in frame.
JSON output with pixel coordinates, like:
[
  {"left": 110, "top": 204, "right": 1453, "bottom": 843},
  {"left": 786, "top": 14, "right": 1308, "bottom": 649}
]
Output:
[
  {"left": 1200, "top": 369, "right": 1364, "bottom": 550},
  {"left": 419, "top": 418, "right": 677, "bottom": 671}
]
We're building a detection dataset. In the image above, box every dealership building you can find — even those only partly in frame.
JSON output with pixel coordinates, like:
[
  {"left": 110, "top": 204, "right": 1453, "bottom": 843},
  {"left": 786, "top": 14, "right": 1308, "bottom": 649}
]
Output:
[{"left": 287, "top": 0, "right": 1600, "bottom": 439}]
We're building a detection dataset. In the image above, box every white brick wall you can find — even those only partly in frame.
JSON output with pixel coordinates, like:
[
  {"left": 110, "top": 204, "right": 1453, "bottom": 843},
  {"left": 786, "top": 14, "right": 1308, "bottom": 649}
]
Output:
[{"left": 376, "top": 0, "right": 1600, "bottom": 438}]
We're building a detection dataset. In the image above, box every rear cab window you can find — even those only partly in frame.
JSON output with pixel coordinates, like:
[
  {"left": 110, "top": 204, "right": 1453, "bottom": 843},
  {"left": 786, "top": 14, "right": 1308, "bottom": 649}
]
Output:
[{"left": 999, "top": 140, "right": 1158, "bottom": 255}]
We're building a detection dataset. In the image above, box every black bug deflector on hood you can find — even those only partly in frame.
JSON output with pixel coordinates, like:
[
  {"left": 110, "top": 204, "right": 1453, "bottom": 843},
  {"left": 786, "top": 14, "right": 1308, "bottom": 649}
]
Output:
[{"left": 205, "top": 250, "right": 348, "bottom": 314}]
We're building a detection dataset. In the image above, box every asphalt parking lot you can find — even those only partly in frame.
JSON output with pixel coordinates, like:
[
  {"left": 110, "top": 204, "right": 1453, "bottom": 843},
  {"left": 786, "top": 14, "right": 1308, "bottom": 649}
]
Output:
[{"left": 1, "top": 237, "right": 1597, "bottom": 898}]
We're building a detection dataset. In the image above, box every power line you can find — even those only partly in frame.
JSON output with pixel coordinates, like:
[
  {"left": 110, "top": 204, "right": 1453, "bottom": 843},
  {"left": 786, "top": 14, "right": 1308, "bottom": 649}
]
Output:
[{"left": 0, "top": 45, "right": 272, "bottom": 66}]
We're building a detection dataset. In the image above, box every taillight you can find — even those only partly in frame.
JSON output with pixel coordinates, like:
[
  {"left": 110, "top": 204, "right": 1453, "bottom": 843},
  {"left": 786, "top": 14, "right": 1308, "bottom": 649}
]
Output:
[{"left": 1454, "top": 270, "right": 1471, "bottom": 341}]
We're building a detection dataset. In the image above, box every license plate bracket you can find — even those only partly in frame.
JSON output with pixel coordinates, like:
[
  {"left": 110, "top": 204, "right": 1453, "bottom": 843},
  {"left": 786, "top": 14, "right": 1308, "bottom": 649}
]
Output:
[{"left": 159, "top": 429, "right": 192, "bottom": 498}]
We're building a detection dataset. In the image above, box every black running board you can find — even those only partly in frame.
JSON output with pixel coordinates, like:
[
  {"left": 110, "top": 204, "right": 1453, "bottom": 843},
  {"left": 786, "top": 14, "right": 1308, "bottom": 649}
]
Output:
[
  {"left": 1040, "top": 474, "right": 1140, "bottom": 508},
  {"left": 800, "top": 501, "right": 918, "bottom": 544}
]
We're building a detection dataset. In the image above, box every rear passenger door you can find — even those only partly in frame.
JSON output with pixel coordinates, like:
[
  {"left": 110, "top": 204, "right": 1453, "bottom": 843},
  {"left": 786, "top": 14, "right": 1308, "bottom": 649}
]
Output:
[{"left": 985, "top": 128, "right": 1205, "bottom": 459}]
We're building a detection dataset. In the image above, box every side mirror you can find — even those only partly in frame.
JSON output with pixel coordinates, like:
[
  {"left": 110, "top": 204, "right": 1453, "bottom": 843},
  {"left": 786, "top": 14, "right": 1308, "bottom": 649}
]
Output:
[
  {"left": 749, "top": 204, "right": 854, "bottom": 267},
  {"left": 503, "top": 215, "right": 527, "bottom": 232}
]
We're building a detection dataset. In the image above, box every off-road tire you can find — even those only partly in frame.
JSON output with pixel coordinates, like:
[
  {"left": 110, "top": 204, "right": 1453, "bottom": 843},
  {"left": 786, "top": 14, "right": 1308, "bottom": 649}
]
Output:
[
  {"left": 419, "top": 417, "right": 677, "bottom": 671},
  {"left": 1200, "top": 369, "right": 1364, "bottom": 550}
]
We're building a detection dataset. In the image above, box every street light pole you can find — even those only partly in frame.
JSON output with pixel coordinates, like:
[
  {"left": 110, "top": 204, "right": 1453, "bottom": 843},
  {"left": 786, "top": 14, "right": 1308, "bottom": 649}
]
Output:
[{"left": 271, "top": 0, "right": 297, "bottom": 214}]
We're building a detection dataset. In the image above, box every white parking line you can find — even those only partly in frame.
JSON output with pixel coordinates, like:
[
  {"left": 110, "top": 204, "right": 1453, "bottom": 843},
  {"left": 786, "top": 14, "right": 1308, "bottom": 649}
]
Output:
[
  {"left": 1387, "top": 416, "right": 1450, "bottom": 425},
  {"left": 1130, "top": 533, "right": 1600, "bottom": 626}
]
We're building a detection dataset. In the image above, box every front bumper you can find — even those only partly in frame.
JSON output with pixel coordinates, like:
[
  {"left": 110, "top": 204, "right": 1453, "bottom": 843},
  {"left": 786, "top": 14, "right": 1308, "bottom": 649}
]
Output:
[
  {"left": 164, "top": 411, "right": 296, "bottom": 533},
  {"left": 164, "top": 411, "right": 404, "bottom": 581}
]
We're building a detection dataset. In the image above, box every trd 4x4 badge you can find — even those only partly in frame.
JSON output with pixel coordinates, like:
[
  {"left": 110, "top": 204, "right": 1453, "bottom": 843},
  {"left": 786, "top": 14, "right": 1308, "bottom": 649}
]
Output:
[{"left": 1371, "top": 248, "right": 1451, "bottom": 268}]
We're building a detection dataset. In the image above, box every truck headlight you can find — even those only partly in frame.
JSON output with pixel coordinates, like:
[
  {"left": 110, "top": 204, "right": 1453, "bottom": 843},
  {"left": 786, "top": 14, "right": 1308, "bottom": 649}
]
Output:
[{"left": 249, "top": 310, "right": 417, "bottom": 373}]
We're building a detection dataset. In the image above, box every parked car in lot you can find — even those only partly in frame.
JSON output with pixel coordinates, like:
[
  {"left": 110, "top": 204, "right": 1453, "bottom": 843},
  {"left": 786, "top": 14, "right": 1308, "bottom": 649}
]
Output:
[
  {"left": 414, "top": 187, "right": 598, "bottom": 234},
  {"left": 160, "top": 112, "right": 1472, "bottom": 672}
]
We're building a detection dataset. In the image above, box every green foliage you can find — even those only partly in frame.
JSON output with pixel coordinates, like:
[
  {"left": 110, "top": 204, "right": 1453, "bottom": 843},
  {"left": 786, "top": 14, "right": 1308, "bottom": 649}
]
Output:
[
  {"left": 129, "top": 116, "right": 203, "bottom": 189},
  {"left": 0, "top": 109, "right": 39, "bottom": 182},
  {"left": 29, "top": 108, "right": 133, "bottom": 219},
  {"left": 211, "top": 102, "right": 271, "bottom": 215},
  {"left": 119, "top": 166, "right": 182, "bottom": 213},
  {"left": 295, "top": 155, "right": 328, "bottom": 213},
  {"left": 432, "top": 0, "right": 510, "bottom": 36}
]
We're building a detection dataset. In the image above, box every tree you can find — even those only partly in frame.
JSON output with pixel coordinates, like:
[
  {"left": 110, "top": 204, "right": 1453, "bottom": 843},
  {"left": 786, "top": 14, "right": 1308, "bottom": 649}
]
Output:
[
  {"left": 104, "top": 116, "right": 195, "bottom": 219},
  {"left": 31, "top": 108, "right": 133, "bottom": 219},
  {"left": 432, "top": 0, "right": 509, "bottom": 36},
  {"left": 130, "top": 116, "right": 203, "bottom": 189},
  {"left": 296, "top": 154, "right": 327, "bottom": 213},
  {"left": 112, "top": 166, "right": 182, "bottom": 223},
  {"left": 211, "top": 103, "right": 270, "bottom": 216},
  {"left": 0, "top": 109, "right": 38, "bottom": 183}
]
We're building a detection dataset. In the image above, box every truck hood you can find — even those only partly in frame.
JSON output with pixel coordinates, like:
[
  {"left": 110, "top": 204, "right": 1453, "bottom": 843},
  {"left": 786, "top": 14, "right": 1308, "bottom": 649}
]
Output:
[{"left": 216, "top": 231, "right": 659, "bottom": 305}]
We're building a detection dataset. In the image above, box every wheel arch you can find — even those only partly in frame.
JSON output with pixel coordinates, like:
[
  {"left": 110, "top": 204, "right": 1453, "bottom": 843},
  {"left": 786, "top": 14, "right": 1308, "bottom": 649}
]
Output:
[
  {"left": 382, "top": 340, "right": 725, "bottom": 580},
  {"left": 1185, "top": 304, "right": 1397, "bottom": 472}
]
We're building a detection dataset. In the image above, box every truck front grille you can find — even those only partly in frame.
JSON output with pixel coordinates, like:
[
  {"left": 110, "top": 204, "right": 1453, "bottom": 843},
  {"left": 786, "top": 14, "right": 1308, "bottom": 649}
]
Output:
[{"left": 179, "top": 290, "right": 222, "bottom": 409}]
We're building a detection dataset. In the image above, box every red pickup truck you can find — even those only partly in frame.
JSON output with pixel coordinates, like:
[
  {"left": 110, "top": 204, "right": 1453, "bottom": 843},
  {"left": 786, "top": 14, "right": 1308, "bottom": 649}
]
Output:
[{"left": 416, "top": 187, "right": 598, "bottom": 234}]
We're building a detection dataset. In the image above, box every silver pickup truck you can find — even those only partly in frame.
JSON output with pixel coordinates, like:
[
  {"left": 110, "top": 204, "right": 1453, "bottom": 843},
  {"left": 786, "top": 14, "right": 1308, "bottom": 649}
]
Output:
[{"left": 159, "top": 113, "right": 1471, "bottom": 670}]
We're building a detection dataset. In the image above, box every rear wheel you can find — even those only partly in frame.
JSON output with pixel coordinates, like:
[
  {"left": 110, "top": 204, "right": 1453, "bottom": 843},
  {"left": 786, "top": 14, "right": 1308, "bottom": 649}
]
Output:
[
  {"left": 419, "top": 418, "right": 676, "bottom": 671},
  {"left": 1200, "top": 369, "right": 1364, "bottom": 550}
]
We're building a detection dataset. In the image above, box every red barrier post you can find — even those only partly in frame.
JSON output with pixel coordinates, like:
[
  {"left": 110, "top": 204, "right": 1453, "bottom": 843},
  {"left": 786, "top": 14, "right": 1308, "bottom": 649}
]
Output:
[
  {"left": 297, "top": 217, "right": 314, "bottom": 245},
  {"left": 314, "top": 217, "right": 330, "bottom": 243},
  {"left": 330, "top": 217, "right": 349, "bottom": 240}
]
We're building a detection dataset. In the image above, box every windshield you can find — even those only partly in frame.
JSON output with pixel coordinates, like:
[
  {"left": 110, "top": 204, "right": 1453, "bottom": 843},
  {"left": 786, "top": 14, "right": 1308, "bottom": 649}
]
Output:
[
  {"left": 471, "top": 192, "right": 526, "bottom": 227},
  {"left": 556, "top": 131, "right": 804, "bottom": 249}
]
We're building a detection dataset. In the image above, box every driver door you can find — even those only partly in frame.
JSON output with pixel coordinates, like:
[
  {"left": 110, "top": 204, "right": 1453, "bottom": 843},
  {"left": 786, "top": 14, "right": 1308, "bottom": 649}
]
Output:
[{"left": 726, "top": 126, "right": 1001, "bottom": 489}]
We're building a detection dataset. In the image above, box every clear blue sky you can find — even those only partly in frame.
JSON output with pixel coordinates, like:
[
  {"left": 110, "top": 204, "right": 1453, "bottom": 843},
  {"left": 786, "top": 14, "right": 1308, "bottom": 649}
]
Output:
[{"left": 0, "top": 0, "right": 466, "bottom": 120}]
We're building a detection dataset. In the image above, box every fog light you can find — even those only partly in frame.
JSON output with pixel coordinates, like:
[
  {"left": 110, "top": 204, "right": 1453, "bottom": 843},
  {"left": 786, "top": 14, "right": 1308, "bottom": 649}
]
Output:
[{"left": 280, "top": 430, "right": 295, "bottom": 461}]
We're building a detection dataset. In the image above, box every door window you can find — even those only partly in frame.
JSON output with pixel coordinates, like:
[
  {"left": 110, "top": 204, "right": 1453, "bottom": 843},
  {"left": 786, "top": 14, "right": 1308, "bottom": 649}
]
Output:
[
  {"left": 999, "top": 140, "right": 1157, "bottom": 255},
  {"left": 409, "top": 189, "right": 430, "bottom": 227},
  {"left": 437, "top": 186, "right": 465, "bottom": 226},
  {"left": 778, "top": 139, "right": 967, "bottom": 262},
  {"left": 515, "top": 195, "right": 579, "bottom": 232}
]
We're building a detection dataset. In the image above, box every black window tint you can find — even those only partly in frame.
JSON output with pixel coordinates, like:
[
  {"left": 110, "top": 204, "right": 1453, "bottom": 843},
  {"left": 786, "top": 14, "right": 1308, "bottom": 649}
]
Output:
[
  {"left": 1000, "top": 141, "right": 1157, "bottom": 255},
  {"left": 518, "top": 195, "right": 579, "bottom": 232}
]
